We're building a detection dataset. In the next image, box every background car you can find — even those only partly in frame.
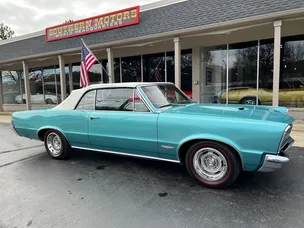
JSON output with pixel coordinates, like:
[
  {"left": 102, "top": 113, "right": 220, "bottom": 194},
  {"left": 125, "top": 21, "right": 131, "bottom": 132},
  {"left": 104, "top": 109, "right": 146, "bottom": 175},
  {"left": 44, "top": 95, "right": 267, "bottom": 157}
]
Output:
[
  {"left": 15, "top": 93, "right": 61, "bottom": 104},
  {"left": 216, "top": 79, "right": 304, "bottom": 105}
]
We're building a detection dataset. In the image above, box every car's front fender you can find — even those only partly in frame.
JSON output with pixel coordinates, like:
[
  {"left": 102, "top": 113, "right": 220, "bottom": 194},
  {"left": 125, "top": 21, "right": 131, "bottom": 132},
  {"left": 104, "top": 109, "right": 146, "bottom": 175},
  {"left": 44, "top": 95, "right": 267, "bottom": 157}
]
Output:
[
  {"left": 176, "top": 134, "right": 244, "bottom": 166},
  {"left": 176, "top": 134, "right": 271, "bottom": 171}
]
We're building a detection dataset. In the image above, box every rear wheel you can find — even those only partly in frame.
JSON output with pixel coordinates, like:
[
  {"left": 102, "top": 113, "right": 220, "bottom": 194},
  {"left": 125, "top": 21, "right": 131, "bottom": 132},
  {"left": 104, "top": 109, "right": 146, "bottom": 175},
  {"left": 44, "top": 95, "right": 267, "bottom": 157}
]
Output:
[
  {"left": 240, "top": 97, "right": 261, "bottom": 105},
  {"left": 185, "top": 141, "right": 241, "bottom": 188},
  {"left": 44, "top": 130, "right": 71, "bottom": 159},
  {"left": 45, "top": 98, "right": 54, "bottom": 104}
]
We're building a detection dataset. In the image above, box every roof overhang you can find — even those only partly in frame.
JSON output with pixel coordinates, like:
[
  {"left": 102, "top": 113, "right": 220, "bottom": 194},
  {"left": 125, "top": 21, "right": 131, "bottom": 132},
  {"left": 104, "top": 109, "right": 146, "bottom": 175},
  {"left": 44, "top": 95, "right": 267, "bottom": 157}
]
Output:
[{"left": 1, "top": 7, "right": 304, "bottom": 67}]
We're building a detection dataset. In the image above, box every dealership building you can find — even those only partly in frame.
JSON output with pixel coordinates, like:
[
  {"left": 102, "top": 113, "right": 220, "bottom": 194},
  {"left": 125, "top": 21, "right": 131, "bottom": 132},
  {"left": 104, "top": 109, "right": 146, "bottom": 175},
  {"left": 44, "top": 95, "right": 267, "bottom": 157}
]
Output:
[{"left": 1, "top": 0, "right": 304, "bottom": 113}]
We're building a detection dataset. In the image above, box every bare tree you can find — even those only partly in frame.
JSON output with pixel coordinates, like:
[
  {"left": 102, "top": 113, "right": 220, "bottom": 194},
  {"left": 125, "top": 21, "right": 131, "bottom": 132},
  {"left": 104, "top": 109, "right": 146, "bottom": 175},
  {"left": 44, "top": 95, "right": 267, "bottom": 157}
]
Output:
[
  {"left": 63, "top": 20, "right": 74, "bottom": 24},
  {"left": 0, "top": 22, "right": 15, "bottom": 40}
]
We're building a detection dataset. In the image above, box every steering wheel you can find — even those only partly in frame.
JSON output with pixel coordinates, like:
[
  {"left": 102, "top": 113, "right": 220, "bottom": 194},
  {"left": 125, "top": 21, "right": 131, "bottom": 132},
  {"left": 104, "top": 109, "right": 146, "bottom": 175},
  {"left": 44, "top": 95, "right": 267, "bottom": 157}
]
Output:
[{"left": 118, "top": 99, "right": 132, "bottom": 111}]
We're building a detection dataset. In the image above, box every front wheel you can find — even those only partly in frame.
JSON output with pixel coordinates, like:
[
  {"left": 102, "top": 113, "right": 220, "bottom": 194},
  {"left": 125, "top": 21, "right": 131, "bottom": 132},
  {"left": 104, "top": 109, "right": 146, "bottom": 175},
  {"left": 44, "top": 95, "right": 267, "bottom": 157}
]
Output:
[
  {"left": 44, "top": 130, "right": 71, "bottom": 159},
  {"left": 240, "top": 97, "right": 261, "bottom": 105},
  {"left": 45, "top": 98, "right": 54, "bottom": 104},
  {"left": 185, "top": 141, "right": 241, "bottom": 188}
]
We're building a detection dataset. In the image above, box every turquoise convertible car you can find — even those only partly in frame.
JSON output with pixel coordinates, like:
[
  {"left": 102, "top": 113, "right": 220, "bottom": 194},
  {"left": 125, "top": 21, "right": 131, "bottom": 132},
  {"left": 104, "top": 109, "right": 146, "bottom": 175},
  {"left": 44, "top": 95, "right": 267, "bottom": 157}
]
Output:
[{"left": 11, "top": 82, "right": 295, "bottom": 188}]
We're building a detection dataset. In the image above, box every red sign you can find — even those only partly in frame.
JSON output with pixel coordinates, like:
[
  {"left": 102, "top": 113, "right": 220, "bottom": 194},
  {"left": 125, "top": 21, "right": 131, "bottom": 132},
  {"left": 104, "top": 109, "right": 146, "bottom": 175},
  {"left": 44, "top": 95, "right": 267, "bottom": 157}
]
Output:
[{"left": 45, "top": 6, "right": 140, "bottom": 42}]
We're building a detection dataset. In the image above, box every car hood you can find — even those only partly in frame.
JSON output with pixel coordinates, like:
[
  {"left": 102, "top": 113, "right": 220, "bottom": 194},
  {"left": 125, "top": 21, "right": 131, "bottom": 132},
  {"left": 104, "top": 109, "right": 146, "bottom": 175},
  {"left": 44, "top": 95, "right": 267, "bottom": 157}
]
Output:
[{"left": 162, "top": 103, "right": 295, "bottom": 124}]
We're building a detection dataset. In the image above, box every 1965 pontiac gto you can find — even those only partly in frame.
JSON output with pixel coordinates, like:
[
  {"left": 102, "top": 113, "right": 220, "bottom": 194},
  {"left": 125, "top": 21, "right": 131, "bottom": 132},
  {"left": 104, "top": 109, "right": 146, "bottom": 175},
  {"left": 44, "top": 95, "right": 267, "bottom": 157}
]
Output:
[{"left": 11, "top": 82, "right": 295, "bottom": 188}]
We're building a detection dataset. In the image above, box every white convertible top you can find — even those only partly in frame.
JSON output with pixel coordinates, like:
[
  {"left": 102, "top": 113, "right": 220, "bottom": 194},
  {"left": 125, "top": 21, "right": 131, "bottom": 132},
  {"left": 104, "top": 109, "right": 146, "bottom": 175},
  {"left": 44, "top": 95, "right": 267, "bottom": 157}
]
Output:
[{"left": 53, "top": 82, "right": 172, "bottom": 110}]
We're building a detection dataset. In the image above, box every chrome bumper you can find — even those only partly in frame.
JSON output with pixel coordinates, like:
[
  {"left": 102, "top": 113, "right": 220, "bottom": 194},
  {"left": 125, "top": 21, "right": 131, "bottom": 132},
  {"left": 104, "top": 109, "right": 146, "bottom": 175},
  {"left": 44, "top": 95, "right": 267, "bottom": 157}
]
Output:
[{"left": 258, "top": 137, "right": 294, "bottom": 172}]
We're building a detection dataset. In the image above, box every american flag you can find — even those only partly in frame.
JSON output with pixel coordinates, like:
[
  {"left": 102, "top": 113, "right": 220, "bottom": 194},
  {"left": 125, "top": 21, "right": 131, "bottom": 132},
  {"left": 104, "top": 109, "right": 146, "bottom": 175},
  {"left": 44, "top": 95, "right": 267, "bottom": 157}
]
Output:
[{"left": 80, "top": 39, "right": 98, "bottom": 88}]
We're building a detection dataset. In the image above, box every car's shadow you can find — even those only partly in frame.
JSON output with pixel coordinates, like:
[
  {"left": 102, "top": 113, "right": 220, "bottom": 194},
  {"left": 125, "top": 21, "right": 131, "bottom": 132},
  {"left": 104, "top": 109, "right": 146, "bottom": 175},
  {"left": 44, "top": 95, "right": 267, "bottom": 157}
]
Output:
[{"left": 33, "top": 147, "right": 301, "bottom": 193}]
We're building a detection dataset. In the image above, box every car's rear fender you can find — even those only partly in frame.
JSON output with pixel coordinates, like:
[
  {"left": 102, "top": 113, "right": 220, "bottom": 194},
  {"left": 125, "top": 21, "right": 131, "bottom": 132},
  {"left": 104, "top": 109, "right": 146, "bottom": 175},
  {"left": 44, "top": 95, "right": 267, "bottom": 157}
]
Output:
[{"left": 37, "top": 126, "right": 67, "bottom": 141}]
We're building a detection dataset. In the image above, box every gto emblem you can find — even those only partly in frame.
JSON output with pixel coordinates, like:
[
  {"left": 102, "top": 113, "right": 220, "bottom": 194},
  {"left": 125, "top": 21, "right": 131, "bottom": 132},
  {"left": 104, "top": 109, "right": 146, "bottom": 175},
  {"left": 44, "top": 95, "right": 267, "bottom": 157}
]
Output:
[{"left": 161, "top": 145, "right": 175, "bottom": 149}]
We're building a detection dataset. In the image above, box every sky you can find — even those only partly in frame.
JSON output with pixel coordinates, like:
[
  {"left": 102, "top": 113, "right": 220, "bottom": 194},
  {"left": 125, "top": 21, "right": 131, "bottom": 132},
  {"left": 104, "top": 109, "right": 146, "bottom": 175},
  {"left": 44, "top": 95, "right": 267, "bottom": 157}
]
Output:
[{"left": 0, "top": 0, "right": 157, "bottom": 36}]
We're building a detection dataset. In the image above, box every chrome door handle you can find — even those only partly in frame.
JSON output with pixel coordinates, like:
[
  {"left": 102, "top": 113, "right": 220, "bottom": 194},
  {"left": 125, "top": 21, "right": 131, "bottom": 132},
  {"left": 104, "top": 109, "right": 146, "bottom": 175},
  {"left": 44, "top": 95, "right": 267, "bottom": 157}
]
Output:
[{"left": 90, "top": 116, "right": 100, "bottom": 120}]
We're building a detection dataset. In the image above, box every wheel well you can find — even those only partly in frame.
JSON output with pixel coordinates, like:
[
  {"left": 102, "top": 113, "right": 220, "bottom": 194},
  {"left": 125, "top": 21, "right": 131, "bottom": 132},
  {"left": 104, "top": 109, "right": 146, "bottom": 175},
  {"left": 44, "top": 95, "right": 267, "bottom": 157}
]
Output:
[
  {"left": 178, "top": 139, "right": 243, "bottom": 170},
  {"left": 240, "top": 96, "right": 261, "bottom": 105},
  {"left": 37, "top": 128, "right": 51, "bottom": 141}
]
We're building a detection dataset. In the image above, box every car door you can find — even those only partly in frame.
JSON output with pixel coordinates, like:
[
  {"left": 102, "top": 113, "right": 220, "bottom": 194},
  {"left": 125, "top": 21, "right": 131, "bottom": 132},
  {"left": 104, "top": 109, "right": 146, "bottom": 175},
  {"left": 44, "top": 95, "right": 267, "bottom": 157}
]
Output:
[{"left": 88, "top": 87, "right": 159, "bottom": 158}]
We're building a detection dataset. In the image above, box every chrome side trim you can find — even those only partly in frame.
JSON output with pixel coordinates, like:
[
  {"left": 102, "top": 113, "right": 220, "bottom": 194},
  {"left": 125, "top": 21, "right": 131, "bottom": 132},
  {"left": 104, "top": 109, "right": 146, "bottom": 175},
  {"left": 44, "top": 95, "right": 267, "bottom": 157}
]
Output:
[
  {"left": 93, "top": 89, "right": 97, "bottom": 111},
  {"left": 132, "top": 89, "right": 136, "bottom": 111},
  {"left": 161, "top": 145, "right": 175, "bottom": 149},
  {"left": 258, "top": 154, "right": 289, "bottom": 172},
  {"left": 71, "top": 146, "right": 181, "bottom": 163}
]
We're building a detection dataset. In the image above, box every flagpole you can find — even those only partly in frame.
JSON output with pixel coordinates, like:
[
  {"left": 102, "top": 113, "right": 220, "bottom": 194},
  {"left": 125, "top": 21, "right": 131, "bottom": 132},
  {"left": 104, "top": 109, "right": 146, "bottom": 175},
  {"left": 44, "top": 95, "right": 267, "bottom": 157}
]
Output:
[{"left": 81, "top": 38, "right": 111, "bottom": 83}]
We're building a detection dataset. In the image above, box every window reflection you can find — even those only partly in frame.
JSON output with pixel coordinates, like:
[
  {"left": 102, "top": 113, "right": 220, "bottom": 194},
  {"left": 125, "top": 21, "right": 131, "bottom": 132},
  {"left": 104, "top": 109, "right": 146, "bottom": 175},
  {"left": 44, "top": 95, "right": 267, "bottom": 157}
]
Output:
[
  {"left": 201, "top": 46, "right": 227, "bottom": 104},
  {"left": 166, "top": 50, "right": 192, "bottom": 98},
  {"left": 101, "top": 58, "right": 120, "bottom": 83},
  {"left": 259, "top": 39, "right": 274, "bottom": 106},
  {"left": 201, "top": 41, "right": 275, "bottom": 106},
  {"left": 88, "top": 63, "right": 103, "bottom": 85},
  {"left": 121, "top": 56, "right": 141, "bottom": 82},
  {"left": 281, "top": 35, "right": 304, "bottom": 107},
  {"left": 2, "top": 70, "right": 24, "bottom": 104},
  {"left": 166, "top": 52, "right": 175, "bottom": 86},
  {"left": 181, "top": 49, "right": 192, "bottom": 98},
  {"left": 114, "top": 58, "right": 120, "bottom": 83},
  {"left": 72, "top": 63, "right": 81, "bottom": 90},
  {"left": 228, "top": 41, "right": 258, "bottom": 105},
  {"left": 27, "top": 66, "right": 62, "bottom": 105},
  {"left": 143, "top": 53, "right": 165, "bottom": 82}
]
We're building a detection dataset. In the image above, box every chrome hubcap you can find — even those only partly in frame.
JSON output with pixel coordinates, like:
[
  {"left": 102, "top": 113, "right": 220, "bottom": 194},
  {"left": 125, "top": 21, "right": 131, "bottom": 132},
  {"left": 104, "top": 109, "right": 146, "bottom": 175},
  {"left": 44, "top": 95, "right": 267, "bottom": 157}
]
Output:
[
  {"left": 245, "top": 99, "right": 255, "bottom": 105},
  {"left": 193, "top": 148, "right": 228, "bottom": 181},
  {"left": 47, "top": 133, "right": 62, "bottom": 156}
]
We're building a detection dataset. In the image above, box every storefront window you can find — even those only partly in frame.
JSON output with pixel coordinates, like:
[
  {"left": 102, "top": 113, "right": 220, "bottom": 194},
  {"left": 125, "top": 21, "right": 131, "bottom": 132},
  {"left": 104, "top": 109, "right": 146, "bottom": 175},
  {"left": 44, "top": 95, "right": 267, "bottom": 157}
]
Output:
[
  {"left": 114, "top": 58, "right": 120, "bottom": 83},
  {"left": 143, "top": 53, "right": 165, "bottom": 82},
  {"left": 281, "top": 35, "right": 304, "bottom": 107},
  {"left": 166, "top": 51, "right": 175, "bottom": 84},
  {"left": 181, "top": 49, "right": 192, "bottom": 98},
  {"left": 27, "top": 65, "right": 70, "bottom": 105},
  {"left": 43, "top": 66, "right": 60, "bottom": 104},
  {"left": 201, "top": 46, "right": 227, "bottom": 103},
  {"left": 2, "top": 70, "right": 24, "bottom": 104},
  {"left": 201, "top": 41, "right": 275, "bottom": 106},
  {"left": 102, "top": 58, "right": 120, "bottom": 83},
  {"left": 28, "top": 66, "right": 60, "bottom": 105},
  {"left": 121, "top": 55, "right": 141, "bottom": 82},
  {"left": 166, "top": 50, "right": 192, "bottom": 97},
  {"left": 88, "top": 63, "right": 102, "bottom": 85},
  {"left": 72, "top": 63, "right": 81, "bottom": 90},
  {"left": 259, "top": 39, "right": 274, "bottom": 106},
  {"left": 228, "top": 41, "right": 258, "bottom": 105},
  {"left": 72, "top": 62, "right": 102, "bottom": 88}
]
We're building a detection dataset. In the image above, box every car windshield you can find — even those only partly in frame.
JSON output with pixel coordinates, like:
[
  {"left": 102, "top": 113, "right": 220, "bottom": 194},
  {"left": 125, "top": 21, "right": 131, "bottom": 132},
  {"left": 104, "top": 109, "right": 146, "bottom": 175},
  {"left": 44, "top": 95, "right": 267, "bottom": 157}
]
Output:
[{"left": 140, "top": 84, "right": 194, "bottom": 109}]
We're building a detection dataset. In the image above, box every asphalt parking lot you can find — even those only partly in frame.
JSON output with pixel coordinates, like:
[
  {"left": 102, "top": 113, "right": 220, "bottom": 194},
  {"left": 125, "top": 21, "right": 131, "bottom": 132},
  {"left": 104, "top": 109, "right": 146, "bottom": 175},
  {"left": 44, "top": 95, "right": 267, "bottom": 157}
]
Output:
[{"left": 0, "top": 123, "right": 304, "bottom": 228}]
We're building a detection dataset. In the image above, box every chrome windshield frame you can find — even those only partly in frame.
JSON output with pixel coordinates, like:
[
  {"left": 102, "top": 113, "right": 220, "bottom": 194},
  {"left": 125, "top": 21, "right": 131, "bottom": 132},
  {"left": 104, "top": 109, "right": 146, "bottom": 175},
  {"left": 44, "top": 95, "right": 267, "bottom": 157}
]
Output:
[{"left": 136, "top": 82, "right": 195, "bottom": 113}]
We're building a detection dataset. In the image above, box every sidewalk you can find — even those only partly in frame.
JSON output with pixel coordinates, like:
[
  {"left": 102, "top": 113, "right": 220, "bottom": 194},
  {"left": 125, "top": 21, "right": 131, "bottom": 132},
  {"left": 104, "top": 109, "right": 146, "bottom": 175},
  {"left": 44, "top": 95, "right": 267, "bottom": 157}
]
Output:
[
  {"left": 0, "top": 113, "right": 12, "bottom": 124},
  {"left": 1, "top": 112, "right": 303, "bottom": 146}
]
